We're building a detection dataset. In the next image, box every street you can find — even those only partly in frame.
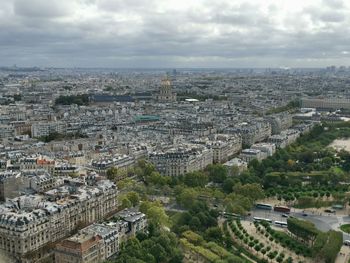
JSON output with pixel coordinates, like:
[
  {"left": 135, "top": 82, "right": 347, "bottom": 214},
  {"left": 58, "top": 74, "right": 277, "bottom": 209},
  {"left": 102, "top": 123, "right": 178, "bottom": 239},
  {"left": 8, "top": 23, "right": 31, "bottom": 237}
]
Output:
[{"left": 249, "top": 208, "right": 350, "bottom": 241}]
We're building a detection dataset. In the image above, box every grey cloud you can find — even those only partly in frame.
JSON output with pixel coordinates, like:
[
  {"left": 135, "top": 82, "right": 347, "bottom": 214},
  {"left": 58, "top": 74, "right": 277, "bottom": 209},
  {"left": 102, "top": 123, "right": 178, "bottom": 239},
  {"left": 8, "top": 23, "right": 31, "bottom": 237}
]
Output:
[
  {"left": 322, "top": 0, "right": 344, "bottom": 9},
  {"left": 96, "top": 0, "right": 157, "bottom": 13},
  {"left": 319, "top": 11, "right": 345, "bottom": 22},
  {"left": 13, "top": 0, "right": 72, "bottom": 18},
  {"left": 304, "top": 6, "right": 346, "bottom": 23},
  {"left": 0, "top": 0, "right": 350, "bottom": 67}
]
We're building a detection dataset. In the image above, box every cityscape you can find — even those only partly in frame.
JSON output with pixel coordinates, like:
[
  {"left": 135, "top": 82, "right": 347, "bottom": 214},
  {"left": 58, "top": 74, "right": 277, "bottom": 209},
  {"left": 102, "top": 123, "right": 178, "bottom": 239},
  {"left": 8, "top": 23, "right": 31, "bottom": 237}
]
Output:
[{"left": 1, "top": 0, "right": 350, "bottom": 263}]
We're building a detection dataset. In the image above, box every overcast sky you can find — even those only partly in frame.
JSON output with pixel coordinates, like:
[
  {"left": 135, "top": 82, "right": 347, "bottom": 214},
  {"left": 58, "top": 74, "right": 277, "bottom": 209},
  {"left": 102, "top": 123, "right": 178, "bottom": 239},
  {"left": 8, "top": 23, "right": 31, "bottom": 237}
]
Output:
[{"left": 1, "top": 0, "right": 350, "bottom": 68}]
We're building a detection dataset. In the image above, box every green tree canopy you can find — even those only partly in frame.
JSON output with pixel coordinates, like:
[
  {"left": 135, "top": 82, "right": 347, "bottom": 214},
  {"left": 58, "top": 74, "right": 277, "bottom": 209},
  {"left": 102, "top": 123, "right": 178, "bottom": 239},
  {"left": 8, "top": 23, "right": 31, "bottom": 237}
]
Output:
[
  {"left": 233, "top": 183, "right": 265, "bottom": 201},
  {"left": 206, "top": 164, "right": 228, "bottom": 183},
  {"left": 126, "top": 191, "right": 140, "bottom": 207}
]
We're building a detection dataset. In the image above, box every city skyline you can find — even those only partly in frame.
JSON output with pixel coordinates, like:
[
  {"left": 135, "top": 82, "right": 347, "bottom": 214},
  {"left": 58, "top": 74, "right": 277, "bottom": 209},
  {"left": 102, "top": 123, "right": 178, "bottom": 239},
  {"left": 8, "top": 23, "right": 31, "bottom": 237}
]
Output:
[{"left": 1, "top": 0, "right": 350, "bottom": 68}]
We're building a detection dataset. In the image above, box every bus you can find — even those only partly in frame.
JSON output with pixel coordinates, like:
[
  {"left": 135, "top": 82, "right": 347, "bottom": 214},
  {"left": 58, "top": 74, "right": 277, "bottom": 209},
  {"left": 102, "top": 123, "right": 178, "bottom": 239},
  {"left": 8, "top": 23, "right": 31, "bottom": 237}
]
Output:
[
  {"left": 255, "top": 203, "right": 273, "bottom": 210},
  {"left": 274, "top": 206, "right": 291, "bottom": 213},
  {"left": 274, "top": 221, "right": 288, "bottom": 228},
  {"left": 253, "top": 217, "right": 272, "bottom": 223},
  {"left": 221, "top": 212, "right": 241, "bottom": 220}
]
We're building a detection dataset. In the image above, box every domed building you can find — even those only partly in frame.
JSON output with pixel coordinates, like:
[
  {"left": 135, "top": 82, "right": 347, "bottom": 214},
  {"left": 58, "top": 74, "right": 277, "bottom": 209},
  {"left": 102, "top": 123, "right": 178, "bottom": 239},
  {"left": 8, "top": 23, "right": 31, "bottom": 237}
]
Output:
[{"left": 155, "top": 78, "right": 176, "bottom": 102}]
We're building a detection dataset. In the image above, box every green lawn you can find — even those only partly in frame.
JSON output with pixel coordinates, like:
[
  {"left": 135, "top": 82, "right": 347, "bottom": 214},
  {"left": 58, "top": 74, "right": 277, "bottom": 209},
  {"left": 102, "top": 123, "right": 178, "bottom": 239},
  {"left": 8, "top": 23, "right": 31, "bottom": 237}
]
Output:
[
  {"left": 267, "top": 171, "right": 329, "bottom": 177},
  {"left": 340, "top": 224, "right": 350, "bottom": 233}
]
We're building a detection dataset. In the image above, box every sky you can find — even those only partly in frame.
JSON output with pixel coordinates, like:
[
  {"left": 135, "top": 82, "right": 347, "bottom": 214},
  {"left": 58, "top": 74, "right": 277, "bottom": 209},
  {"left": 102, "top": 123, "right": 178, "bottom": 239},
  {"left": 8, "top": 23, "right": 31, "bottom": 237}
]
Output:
[{"left": 0, "top": 0, "right": 350, "bottom": 68}]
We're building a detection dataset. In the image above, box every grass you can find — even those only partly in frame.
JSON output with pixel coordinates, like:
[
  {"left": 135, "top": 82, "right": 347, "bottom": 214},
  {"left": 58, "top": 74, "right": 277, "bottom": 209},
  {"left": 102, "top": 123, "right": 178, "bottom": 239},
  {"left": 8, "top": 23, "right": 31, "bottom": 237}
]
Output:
[
  {"left": 267, "top": 171, "right": 329, "bottom": 177},
  {"left": 294, "top": 199, "right": 337, "bottom": 209},
  {"left": 340, "top": 224, "right": 350, "bottom": 233}
]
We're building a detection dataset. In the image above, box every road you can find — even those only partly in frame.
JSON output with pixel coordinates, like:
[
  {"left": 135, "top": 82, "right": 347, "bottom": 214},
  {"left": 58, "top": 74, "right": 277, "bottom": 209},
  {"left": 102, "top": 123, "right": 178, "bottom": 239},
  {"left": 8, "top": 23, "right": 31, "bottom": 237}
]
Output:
[
  {"left": 236, "top": 208, "right": 350, "bottom": 263},
  {"left": 249, "top": 208, "right": 350, "bottom": 241}
]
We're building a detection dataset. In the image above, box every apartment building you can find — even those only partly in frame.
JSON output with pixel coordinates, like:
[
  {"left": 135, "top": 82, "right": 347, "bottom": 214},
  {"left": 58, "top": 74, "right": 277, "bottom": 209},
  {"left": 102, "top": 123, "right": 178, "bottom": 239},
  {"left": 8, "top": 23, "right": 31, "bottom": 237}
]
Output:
[
  {"left": 55, "top": 209, "right": 147, "bottom": 263},
  {"left": 0, "top": 125, "right": 15, "bottom": 139},
  {"left": 302, "top": 97, "right": 350, "bottom": 110},
  {"left": 0, "top": 180, "right": 118, "bottom": 262},
  {"left": 55, "top": 233, "right": 103, "bottom": 263},
  {"left": 228, "top": 121, "right": 271, "bottom": 147},
  {"left": 149, "top": 145, "right": 213, "bottom": 176},
  {"left": 251, "top": 143, "right": 276, "bottom": 157},
  {"left": 239, "top": 149, "right": 266, "bottom": 163},
  {"left": 266, "top": 113, "right": 293, "bottom": 135},
  {"left": 223, "top": 158, "right": 248, "bottom": 175},
  {"left": 268, "top": 129, "right": 300, "bottom": 148},
  {"left": 91, "top": 155, "right": 135, "bottom": 177},
  {"left": 210, "top": 134, "right": 242, "bottom": 163},
  {"left": 20, "top": 156, "right": 56, "bottom": 174},
  {"left": 31, "top": 121, "right": 67, "bottom": 138}
]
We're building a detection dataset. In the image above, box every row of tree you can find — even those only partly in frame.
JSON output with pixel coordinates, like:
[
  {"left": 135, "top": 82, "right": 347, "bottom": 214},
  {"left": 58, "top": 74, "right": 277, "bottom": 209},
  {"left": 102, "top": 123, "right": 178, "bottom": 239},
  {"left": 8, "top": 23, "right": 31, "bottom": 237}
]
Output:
[
  {"left": 287, "top": 217, "right": 343, "bottom": 263},
  {"left": 287, "top": 217, "right": 319, "bottom": 245},
  {"left": 55, "top": 94, "right": 90, "bottom": 105},
  {"left": 313, "top": 230, "right": 343, "bottom": 263}
]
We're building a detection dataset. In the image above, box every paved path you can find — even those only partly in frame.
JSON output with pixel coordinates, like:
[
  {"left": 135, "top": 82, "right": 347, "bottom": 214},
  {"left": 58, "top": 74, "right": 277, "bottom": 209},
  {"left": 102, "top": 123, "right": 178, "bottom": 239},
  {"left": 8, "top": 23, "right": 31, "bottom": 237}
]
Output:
[
  {"left": 218, "top": 218, "right": 257, "bottom": 263},
  {"left": 335, "top": 246, "right": 350, "bottom": 263}
]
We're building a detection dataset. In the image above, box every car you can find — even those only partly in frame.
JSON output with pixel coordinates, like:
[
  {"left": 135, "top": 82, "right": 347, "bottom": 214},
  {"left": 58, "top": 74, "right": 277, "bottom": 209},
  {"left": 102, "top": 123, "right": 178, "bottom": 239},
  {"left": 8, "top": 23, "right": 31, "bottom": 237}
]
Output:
[
  {"left": 344, "top": 240, "right": 350, "bottom": 246},
  {"left": 281, "top": 214, "right": 289, "bottom": 218},
  {"left": 302, "top": 213, "right": 308, "bottom": 217},
  {"left": 324, "top": 209, "right": 335, "bottom": 213}
]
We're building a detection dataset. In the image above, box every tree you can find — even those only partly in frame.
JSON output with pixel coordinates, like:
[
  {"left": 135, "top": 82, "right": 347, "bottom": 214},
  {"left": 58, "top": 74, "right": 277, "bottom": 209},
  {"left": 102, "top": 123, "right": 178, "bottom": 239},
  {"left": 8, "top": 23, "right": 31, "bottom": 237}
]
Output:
[
  {"left": 113, "top": 229, "right": 182, "bottom": 263},
  {"left": 137, "top": 160, "right": 156, "bottom": 178},
  {"left": 223, "top": 178, "right": 237, "bottom": 193},
  {"left": 225, "top": 194, "right": 253, "bottom": 215},
  {"left": 55, "top": 94, "right": 89, "bottom": 105},
  {"left": 321, "top": 157, "right": 333, "bottom": 168},
  {"left": 287, "top": 217, "right": 319, "bottom": 245},
  {"left": 136, "top": 232, "right": 148, "bottom": 242},
  {"left": 107, "top": 167, "right": 118, "bottom": 181},
  {"left": 147, "top": 171, "right": 171, "bottom": 186},
  {"left": 120, "top": 196, "right": 132, "bottom": 209},
  {"left": 297, "top": 196, "right": 314, "bottom": 208},
  {"left": 231, "top": 165, "right": 240, "bottom": 176},
  {"left": 176, "top": 188, "right": 198, "bottom": 209},
  {"left": 169, "top": 254, "right": 183, "bottom": 263},
  {"left": 189, "top": 217, "right": 201, "bottom": 231},
  {"left": 318, "top": 230, "right": 343, "bottom": 263},
  {"left": 287, "top": 159, "right": 296, "bottom": 167},
  {"left": 183, "top": 171, "right": 208, "bottom": 187},
  {"left": 117, "top": 178, "right": 136, "bottom": 190},
  {"left": 149, "top": 243, "right": 167, "bottom": 262},
  {"left": 147, "top": 206, "right": 169, "bottom": 226},
  {"left": 204, "top": 227, "right": 223, "bottom": 243},
  {"left": 206, "top": 164, "right": 228, "bottom": 183},
  {"left": 233, "top": 183, "right": 265, "bottom": 201},
  {"left": 127, "top": 192, "right": 140, "bottom": 207}
]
